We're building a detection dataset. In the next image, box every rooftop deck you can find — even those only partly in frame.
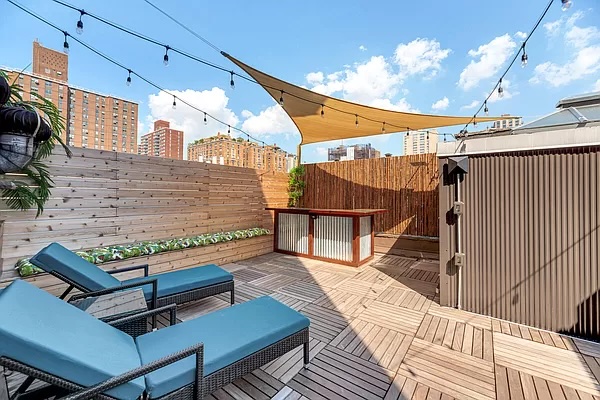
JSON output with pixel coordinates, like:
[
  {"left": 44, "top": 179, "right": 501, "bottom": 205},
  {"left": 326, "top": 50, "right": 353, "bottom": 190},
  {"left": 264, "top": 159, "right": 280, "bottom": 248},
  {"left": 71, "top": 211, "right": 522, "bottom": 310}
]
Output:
[{"left": 7, "top": 253, "right": 600, "bottom": 400}]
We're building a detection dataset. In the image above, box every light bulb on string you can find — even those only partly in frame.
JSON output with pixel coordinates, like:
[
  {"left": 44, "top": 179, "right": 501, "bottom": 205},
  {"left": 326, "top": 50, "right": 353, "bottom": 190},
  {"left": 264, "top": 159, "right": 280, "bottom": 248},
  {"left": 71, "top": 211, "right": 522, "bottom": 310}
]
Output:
[
  {"left": 163, "top": 46, "right": 170, "bottom": 66},
  {"left": 355, "top": 114, "right": 359, "bottom": 128},
  {"left": 426, "top": 131, "right": 430, "bottom": 140},
  {"left": 484, "top": 101, "right": 489, "bottom": 116},
  {"left": 381, "top": 122, "right": 386, "bottom": 134},
  {"left": 320, "top": 104, "right": 324, "bottom": 118},
  {"left": 561, "top": 0, "right": 572, "bottom": 11},
  {"left": 406, "top": 130, "right": 409, "bottom": 137},
  {"left": 279, "top": 90, "right": 284, "bottom": 106},
  {"left": 498, "top": 79, "right": 504, "bottom": 98},
  {"left": 473, "top": 116, "right": 477, "bottom": 127},
  {"left": 172, "top": 96, "right": 176, "bottom": 109},
  {"left": 203, "top": 113, "right": 207, "bottom": 125},
  {"left": 63, "top": 32, "right": 69, "bottom": 54},
  {"left": 227, "top": 125, "right": 231, "bottom": 134},
  {"left": 76, "top": 11, "right": 85, "bottom": 34},
  {"left": 126, "top": 69, "right": 132, "bottom": 86},
  {"left": 444, "top": 134, "right": 447, "bottom": 143},
  {"left": 230, "top": 71, "right": 235, "bottom": 89},
  {"left": 521, "top": 46, "right": 528, "bottom": 68}
]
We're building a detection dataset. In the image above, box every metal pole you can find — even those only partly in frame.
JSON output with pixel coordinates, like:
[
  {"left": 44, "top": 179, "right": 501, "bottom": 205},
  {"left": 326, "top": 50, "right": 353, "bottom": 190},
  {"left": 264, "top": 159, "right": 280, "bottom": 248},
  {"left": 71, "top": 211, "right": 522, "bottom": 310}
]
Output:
[
  {"left": 456, "top": 173, "right": 462, "bottom": 310},
  {"left": 296, "top": 144, "right": 302, "bottom": 167}
]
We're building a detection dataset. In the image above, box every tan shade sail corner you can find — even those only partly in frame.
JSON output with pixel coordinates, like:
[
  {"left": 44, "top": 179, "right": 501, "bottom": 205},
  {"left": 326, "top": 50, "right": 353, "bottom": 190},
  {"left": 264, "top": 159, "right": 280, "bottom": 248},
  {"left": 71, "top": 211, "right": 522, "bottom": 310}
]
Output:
[{"left": 225, "top": 54, "right": 515, "bottom": 145}]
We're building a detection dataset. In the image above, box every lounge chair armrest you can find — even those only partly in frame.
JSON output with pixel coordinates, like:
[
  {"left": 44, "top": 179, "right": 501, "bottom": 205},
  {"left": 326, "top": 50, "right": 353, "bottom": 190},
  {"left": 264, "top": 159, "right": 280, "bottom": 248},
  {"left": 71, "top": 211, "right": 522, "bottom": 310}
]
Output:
[
  {"left": 58, "top": 343, "right": 204, "bottom": 400},
  {"left": 109, "top": 304, "right": 177, "bottom": 330},
  {"left": 107, "top": 264, "right": 149, "bottom": 277}
]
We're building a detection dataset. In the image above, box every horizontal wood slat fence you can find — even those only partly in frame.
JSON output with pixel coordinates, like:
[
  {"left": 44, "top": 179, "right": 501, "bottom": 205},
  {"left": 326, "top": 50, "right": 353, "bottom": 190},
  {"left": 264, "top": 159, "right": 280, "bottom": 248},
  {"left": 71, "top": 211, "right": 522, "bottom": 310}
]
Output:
[
  {"left": 0, "top": 148, "right": 288, "bottom": 293},
  {"left": 300, "top": 154, "right": 439, "bottom": 237}
]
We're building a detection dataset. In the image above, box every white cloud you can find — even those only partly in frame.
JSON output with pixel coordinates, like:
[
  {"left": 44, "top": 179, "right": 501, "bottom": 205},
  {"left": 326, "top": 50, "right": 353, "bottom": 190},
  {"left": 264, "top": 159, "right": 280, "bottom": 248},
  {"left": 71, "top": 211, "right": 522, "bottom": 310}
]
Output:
[
  {"left": 515, "top": 31, "right": 528, "bottom": 40},
  {"left": 370, "top": 98, "right": 420, "bottom": 113},
  {"left": 306, "top": 71, "right": 324, "bottom": 85},
  {"left": 544, "top": 19, "right": 562, "bottom": 36},
  {"left": 145, "top": 88, "right": 238, "bottom": 148},
  {"left": 393, "top": 38, "right": 451, "bottom": 78},
  {"left": 565, "top": 25, "right": 600, "bottom": 49},
  {"left": 530, "top": 46, "right": 600, "bottom": 87},
  {"left": 544, "top": 11, "right": 585, "bottom": 37},
  {"left": 431, "top": 96, "right": 449, "bottom": 111},
  {"left": 241, "top": 103, "right": 298, "bottom": 137},
  {"left": 487, "top": 79, "right": 518, "bottom": 103},
  {"left": 594, "top": 79, "right": 600, "bottom": 92},
  {"left": 458, "top": 34, "right": 517, "bottom": 90},
  {"left": 315, "top": 147, "right": 328, "bottom": 156},
  {"left": 461, "top": 100, "right": 480, "bottom": 110},
  {"left": 359, "top": 45, "right": 368, "bottom": 52}
]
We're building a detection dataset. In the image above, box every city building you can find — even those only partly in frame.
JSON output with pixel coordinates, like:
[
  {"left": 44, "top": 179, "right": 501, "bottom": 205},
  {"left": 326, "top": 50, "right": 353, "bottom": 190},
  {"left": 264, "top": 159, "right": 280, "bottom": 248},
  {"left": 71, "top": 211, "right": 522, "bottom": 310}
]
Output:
[
  {"left": 327, "top": 143, "right": 380, "bottom": 161},
  {"left": 138, "top": 120, "right": 184, "bottom": 160},
  {"left": 187, "top": 132, "right": 292, "bottom": 172},
  {"left": 2, "top": 41, "right": 138, "bottom": 153},
  {"left": 403, "top": 129, "right": 438, "bottom": 155},
  {"left": 492, "top": 114, "right": 523, "bottom": 130}
]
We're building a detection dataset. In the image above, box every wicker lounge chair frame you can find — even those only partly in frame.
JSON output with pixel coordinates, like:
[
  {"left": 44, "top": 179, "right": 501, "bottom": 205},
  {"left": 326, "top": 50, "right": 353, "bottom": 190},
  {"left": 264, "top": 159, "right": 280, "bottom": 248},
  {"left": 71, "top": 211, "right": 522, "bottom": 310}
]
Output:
[{"left": 0, "top": 305, "right": 309, "bottom": 400}]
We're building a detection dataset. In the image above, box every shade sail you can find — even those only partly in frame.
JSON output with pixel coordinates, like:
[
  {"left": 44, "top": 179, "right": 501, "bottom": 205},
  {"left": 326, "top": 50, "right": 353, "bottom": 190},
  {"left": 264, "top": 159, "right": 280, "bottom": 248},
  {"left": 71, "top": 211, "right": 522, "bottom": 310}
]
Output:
[{"left": 225, "top": 54, "right": 512, "bottom": 145}]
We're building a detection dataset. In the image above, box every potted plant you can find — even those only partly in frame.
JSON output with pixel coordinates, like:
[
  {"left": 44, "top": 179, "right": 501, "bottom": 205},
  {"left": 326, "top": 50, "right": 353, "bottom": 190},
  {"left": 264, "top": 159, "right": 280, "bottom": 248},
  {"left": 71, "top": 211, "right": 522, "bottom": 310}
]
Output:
[{"left": 287, "top": 165, "right": 305, "bottom": 207}]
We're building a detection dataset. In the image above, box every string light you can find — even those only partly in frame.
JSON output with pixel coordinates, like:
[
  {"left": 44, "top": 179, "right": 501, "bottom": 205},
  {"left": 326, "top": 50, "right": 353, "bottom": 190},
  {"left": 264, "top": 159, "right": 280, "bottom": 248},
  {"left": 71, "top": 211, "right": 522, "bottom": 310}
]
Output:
[
  {"left": 484, "top": 101, "right": 489, "bottom": 116},
  {"left": 227, "top": 125, "right": 231, "bottom": 134},
  {"left": 63, "top": 31, "right": 69, "bottom": 54},
  {"left": 279, "top": 90, "right": 284, "bottom": 106},
  {"left": 444, "top": 134, "right": 447, "bottom": 143},
  {"left": 521, "top": 45, "right": 528, "bottom": 68},
  {"left": 355, "top": 114, "right": 359, "bottom": 128},
  {"left": 172, "top": 96, "right": 176, "bottom": 109},
  {"left": 320, "top": 104, "right": 324, "bottom": 118},
  {"left": 498, "top": 78, "right": 504, "bottom": 98},
  {"left": 561, "top": 0, "right": 572, "bottom": 11},
  {"left": 126, "top": 69, "right": 132, "bottom": 86},
  {"left": 76, "top": 10, "right": 84, "bottom": 34},
  {"left": 163, "top": 46, "right": 170, "bottom": 66},
  {"left": 426, "top": 131, "right": 430, "bottom": 140},
  {"left": 473, "top": 117, "right": 477, "bottom": 127},
  {"left": 406, "top": 130, "right": 409, "bottom": 137},
  {"left": 230, "top": 71, "right": 235, "bottom": 89},
  {"left": 381, "top": 122, "right": 386, "bottom": 134},
  {"left": 203, "top": 112, "right": 207, "bottom": 125}
]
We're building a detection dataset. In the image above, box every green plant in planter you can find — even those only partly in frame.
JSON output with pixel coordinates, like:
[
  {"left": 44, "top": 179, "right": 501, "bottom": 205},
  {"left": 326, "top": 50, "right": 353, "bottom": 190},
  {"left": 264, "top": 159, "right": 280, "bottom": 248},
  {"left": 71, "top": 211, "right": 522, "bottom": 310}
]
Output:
[
  {"left": 0, "top": 70, "right": 71, "bottom": 216},
  {"left": 288, "top": 165, "right": 306, "bottom": 207}
]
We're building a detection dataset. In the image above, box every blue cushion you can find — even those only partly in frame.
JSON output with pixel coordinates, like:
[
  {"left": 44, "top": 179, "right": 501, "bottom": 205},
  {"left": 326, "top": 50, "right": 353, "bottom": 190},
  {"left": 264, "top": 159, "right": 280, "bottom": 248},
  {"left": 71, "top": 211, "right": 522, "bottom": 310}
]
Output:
[
  {"left": 0, "top": 280, "right": 144, "bottom": 400},
  {"left": 136, "top": 296, "right": 309, "bottom": 399},
  {"left": 29, "top": 243, "right": 120, "bottom": 292},
  {"left": 122, "top": 265, "right": 233, "bottom": 301}
]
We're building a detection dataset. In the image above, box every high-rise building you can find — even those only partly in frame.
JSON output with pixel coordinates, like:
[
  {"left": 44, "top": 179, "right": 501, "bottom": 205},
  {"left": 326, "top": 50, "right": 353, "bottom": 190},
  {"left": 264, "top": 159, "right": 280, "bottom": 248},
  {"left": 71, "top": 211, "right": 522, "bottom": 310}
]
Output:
[
  {"left": 187, "top": 132, "right": 291, "bottom": 172},
  {"left": 403, "top": 129, "right": 438, "bottom": 155},
  {"left": 327, "top": 143, "right": 380, "bottom": 161},
  {"left": 2, "top": 41, "right": 138, "bottom": 153},
  {"left": 492, "top": 114, "right": 523, "bottom": 130},
  {"left": 138, "top": 120, "right": 184, "bottom": 160}
]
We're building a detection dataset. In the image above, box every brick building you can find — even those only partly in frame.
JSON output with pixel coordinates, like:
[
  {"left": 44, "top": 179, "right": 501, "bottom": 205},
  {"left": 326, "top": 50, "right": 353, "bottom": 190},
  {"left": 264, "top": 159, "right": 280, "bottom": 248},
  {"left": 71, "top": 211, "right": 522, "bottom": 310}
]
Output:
[
  {"left": 327, "top": 143, "right": 381, "bottom": 161},
  {"left": 187, "top": 132, "right": 291, "bottom": 172},
  {"left": 3, "top": 41, "right": 138, "bottom": 153},
  {"left": 138, "top": 120, "right": 184, "bottom": 160}
]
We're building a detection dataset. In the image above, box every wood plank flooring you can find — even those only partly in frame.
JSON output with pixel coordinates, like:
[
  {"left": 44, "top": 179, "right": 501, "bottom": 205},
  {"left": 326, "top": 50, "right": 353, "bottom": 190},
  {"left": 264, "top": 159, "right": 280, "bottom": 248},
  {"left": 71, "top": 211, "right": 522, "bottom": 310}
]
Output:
[{"left": 6, "top": 252, "right": 600, "bottom": 400}]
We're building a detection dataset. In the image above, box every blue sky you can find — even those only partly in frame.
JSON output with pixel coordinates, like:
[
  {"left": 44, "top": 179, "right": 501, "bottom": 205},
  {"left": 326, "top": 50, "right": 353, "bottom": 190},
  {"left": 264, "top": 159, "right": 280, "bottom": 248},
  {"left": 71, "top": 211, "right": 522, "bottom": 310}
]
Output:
[{"left": 2, "top": 0, "right": 599, "bottom": 162}]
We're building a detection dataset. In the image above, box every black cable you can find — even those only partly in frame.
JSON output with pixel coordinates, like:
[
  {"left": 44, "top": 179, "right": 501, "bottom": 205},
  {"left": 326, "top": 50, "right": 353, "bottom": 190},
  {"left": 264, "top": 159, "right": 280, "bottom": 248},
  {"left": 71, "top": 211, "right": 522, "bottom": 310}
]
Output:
[
  {"left": 141, "top": 0, "right": 222, "bottom": 54},
  {"left": 460, "top": 0, "right": 555, "bottom": 131},
  {"left": 6, "top": 0, "right": 273, "bottom": 147}
]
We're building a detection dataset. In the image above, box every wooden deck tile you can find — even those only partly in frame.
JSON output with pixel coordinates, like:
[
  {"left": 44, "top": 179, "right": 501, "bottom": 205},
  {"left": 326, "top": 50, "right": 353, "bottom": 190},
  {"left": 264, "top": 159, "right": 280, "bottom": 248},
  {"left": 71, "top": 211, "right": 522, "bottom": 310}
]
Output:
[
  {"left": 250, "top": 273, "right": 300, "bottom": 291},
  {"left": 177, "top": 296, "right": 229, "bottom": 320},
  {"left": 373, "top": 255, "right": 416, "bottom": 269},
  {"left": 232, "top": 268, "right": 269, "bottom": 283},
  {"left": 493, "top": 332, "right": 600, "bottom": 396},
  {"left": 357, "top": 301, "right": 425, "bottom": 336},
  {"left": 235, "top": 283, "right": 273, "bottom": 303},
  {"left": 277, "top": 281, "right": 325, "bottom": 303},
  {"left": 575, "top": 338, "right": 600, "bottom": 358},
  {"left": 398, "top": 338, "right": 496, "bottom": 400},
  {"left": 354, "top": 268, "right": 399, "bottom": 286},
  {"left": 204, "top": 369, "right": 285, "bottom": 400},
  {"left": 427, "top": 303, "right": 491, "bottom": 331},
  {"left": 377, "top": 286, "right": 432, "bottom": 312},
  {"left": 288, "top": 346, "right": 394, "bottom": 400},
  {"left": 312, "top": 289, "right": 373, "bottom": 317},
  {"left": 335, "top": 279, "right": 390, "bottom": 299},
  {"left": 302, "top": 271, "right": 348, "bottom": 289},
  {"left": 389, "top": 276, "right": 438, "bottom": 298},
  {"left": 300, "top": 304, "right": 350, "bottom": 343},
  {"left": 262, "top": 338, "right": 326, "bottom": 384},
  {"left": 269, "top": 292, "right": 308, "bottom": 311}
]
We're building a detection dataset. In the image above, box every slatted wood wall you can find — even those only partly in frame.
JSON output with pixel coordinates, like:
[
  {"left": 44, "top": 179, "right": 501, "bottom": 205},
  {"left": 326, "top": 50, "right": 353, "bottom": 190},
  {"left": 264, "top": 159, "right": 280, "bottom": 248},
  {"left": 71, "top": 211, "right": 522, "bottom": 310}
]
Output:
[
  {"left": 301, "top": 154, "right": 439, "bottom": 237},
  {"left": 0, "top": 148, "right": 288, "bottom": 293}
]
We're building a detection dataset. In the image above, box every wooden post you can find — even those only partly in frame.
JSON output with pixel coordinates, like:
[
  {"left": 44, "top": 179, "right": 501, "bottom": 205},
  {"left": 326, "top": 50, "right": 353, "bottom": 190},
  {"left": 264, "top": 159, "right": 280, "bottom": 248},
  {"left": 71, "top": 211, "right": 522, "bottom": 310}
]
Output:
[{"left": 296, "top": 144, "right": 302, "bottom": 167}]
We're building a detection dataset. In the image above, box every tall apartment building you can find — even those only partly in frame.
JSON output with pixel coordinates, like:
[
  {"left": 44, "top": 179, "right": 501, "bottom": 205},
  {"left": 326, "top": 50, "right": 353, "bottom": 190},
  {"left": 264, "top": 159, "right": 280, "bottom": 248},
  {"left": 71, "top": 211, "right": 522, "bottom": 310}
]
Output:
[
  {"left": 492, "top": 114, "right": 523, "bottom": 130},
  {"left": 403, "top": 129, "right": 438, "bottom": 155},
  {"left": 138, "top": 120, "right": 184, "bottom": 160},
  {"left": 327, "top": 143, "right": 380, "bottom": 161},
  {"left": 187, "top": 132, "right": 291, "bottom": 172},
  {"left": 2, "top": 41, "right": 138, "bottom": 153}
]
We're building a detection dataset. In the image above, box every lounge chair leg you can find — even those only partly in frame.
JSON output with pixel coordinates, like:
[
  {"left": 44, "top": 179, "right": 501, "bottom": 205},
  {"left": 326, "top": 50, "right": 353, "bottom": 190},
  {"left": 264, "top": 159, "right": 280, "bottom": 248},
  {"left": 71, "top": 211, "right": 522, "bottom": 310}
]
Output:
[
  {"left": 303, "top": 342, "right": 310, "bottom": 368},
  {"left": 230, "top": 288, "right": 235, "bottom": 305}
]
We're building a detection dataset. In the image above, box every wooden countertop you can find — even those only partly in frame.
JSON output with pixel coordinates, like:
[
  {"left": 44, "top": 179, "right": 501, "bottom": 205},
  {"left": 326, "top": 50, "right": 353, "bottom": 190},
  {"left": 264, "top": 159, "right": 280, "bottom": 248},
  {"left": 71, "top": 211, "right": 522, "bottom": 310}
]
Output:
[{"left": 265, "top": 207, "right": 386, "bottom": 216}]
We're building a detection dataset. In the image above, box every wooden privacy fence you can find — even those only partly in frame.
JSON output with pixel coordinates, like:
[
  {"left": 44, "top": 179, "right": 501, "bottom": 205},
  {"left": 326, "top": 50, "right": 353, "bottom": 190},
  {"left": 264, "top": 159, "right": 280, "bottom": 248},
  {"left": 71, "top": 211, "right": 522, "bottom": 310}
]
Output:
[
  {"left": 300, "top": 154, "right": 439, "bottom": 237},
  {"left": 0, "top": 148, "right": 288, "bottom": 293}
]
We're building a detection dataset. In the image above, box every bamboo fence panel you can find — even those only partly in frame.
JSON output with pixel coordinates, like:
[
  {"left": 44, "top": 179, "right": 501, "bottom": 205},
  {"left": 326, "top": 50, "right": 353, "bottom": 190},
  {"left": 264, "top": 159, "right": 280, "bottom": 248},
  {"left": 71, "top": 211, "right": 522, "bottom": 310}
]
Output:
[{"left": 300, "top": 154, "right": 439, "bottom": 237}]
